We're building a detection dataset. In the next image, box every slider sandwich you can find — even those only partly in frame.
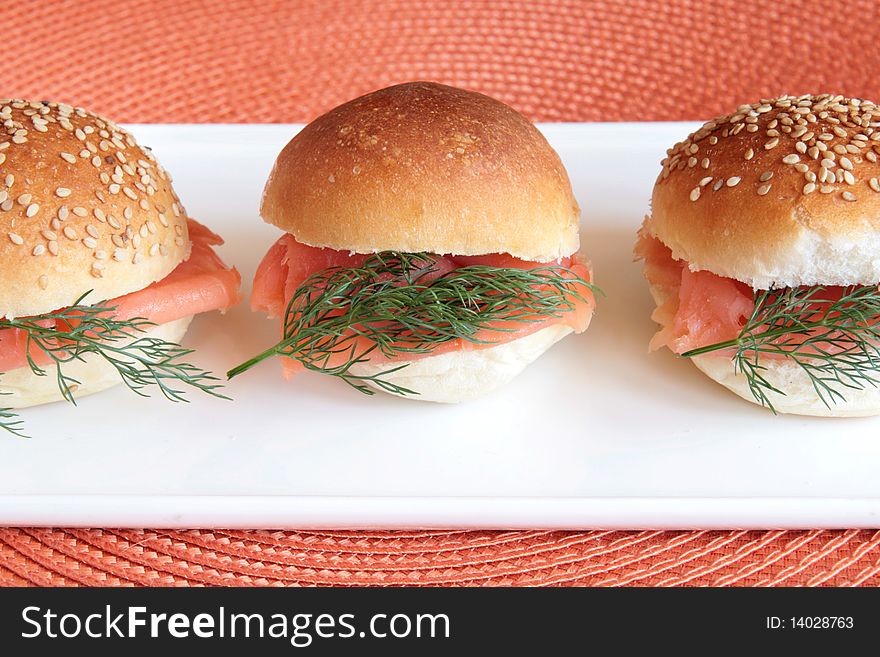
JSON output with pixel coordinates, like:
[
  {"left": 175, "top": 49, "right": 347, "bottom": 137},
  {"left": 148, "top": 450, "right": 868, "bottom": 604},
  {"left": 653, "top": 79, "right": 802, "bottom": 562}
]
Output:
[
  {"left": 230, "top": 82, "right": 596, "bottom": 402},
  {"left": 638, "top": 94, "right": 880, "bottom": 416},
  {"left": 0, "top": 99, "right": 240, "bottom": 435}
]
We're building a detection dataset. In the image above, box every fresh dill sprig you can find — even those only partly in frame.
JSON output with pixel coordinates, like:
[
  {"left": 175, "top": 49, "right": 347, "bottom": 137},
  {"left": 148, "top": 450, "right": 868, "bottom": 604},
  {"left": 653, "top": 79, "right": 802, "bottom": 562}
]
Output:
[
  {"left": 228, "top": 251, "right": 597, "bottom": 395},
  {"left": 0, "top": 399, "right": 26, "bottom": 438},
  {"left": 681, "top": 285, "right": 880, "bottom": 413},
  {"left": 0, "top": 292, "right": 227, "bottom": 436}
]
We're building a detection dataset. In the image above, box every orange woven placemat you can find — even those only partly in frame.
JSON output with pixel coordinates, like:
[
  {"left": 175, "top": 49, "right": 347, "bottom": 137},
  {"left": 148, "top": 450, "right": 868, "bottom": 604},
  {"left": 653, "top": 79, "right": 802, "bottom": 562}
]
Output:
[{"left": 2, "top": 0, "right": 880, "bottom": 587}]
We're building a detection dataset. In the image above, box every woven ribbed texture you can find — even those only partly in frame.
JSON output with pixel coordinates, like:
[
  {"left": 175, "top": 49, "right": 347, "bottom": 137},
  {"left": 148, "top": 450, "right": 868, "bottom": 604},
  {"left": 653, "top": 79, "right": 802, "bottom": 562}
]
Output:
[
  {"left": 2, "top": 0, "right": 880, "bottom": 587},
  {"left": 1, "top": 529, "right": 879, "bottom": 586}
]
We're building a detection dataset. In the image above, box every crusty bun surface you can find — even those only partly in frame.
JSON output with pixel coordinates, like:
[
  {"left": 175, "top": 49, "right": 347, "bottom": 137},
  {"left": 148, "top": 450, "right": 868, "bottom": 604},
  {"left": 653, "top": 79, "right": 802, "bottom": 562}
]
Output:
[
  {"left": 261, "top": 81, "right": 580, "bottom": 262},
  {"left": 348, "top": 324, "right": 574, "bottom": 403},
  {"left": 691, "top": 353, "right": 880, "bottom": 417},
  {"left": 649, "top": 94, "right": 880, "bottom": 289},
  {"left": 0, "top": 316, "right": 192, "bottom": 408},
  {"left": 0, "top": 99, "right": 191, "bottom": 319}
]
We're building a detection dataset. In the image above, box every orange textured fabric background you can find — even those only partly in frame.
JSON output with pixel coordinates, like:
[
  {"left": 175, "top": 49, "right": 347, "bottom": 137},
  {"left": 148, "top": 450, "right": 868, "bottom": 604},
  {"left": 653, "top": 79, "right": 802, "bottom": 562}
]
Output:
[{"left": 2, "top": 0, "right": 880, "bottom": 587}]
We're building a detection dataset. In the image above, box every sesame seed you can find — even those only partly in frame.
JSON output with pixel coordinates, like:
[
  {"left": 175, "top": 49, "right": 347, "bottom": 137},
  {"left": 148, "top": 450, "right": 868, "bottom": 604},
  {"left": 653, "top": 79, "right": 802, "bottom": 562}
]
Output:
[
  {"left": 794, "top": 163, "right": 809, "bottom": 173},
  {"left": 60, "top": 152, "right": 76, "bottom": 163},
  {"left": 726, "top": 176, "right": 741, "bottom": 187},
  {"left": 94, "top": 208, "right": 106, "bottom": 222},
  {"left": 17, "top": 193, "right": 31, "bottom": 205},
  {"left": 820, "top": 185, "right": 834, "bottom": 194},
  {"left": 7, "top": 232, "right": 23, "bottom": 245},
  {"left": 803, "top": 182, "right": 816, "bottom": 194},
  {"left": 689, "top": 187, "right": 701, "bottom": 201},
  {"left": 744, "top": 148, "right": 754, "bottom": 160},
  {"left": 821, "top": 158, "right": 836, "bottom": 169},
  {"left": 94, "top": 250, "right": 108, "bottom": 260},
  {"left": 699, "top": 176, "right": 712, "bottom": 187},
  {"left": 72, "top": 206, "right": 87, "bottom": 217},
  {"left": 782, "top": 154, "right": 800, "bottom": 164},
  {"left": 41, "top": 230, "right": 57, "bottom": 241},
  {"left": 844, "top": 171, "right": 855, "bottom": 185},
  {"left": 764, "top": 138, "right": 780, "bottom": 149},
  {"left": 700, "top": 158, "right": 709, "bottom": 169},
  {"left": 38, "top": 275, "right": 48, "bottom": 290},
  {"left": 149, "top": 243, "right": 160, "bottom": 257},
  {"left": 687, "top": 157, "right": 697, "bottom": 168},
  {"left": 713, "top": 179, "right": 724, "bottom": 191},
  {"left": 25, "top": 203, "right": 39, "bottom": 218},
  {"left": 108, "top": 184, "right": 120, "bottom": 194},
  {"left": 31, "top": 244, "right": 45, "bottom": 256},
  {"left": 759, "top": 171, "right": 774, "bottom": 182},
  {"left": 842, "top": 191, "right": 857, "bottom": 201},
  {"left": 55, "top": 188, "right": 71, "bottom": 198},
  {"left": 757, "top": 183, "right": 772, "bottom": 196},
  {"left": 112, "top": 248, "right": 126, "bottom": 261},
  {"left": 132, "top": 252, "right": 143, "bottom": 265},
  {"left": 86, "top": 224, "right": 99, "bottom": 239},
  {"left": 83, "top": 237, "right": 98, "bottom": 249},
  {"left": 840, "top": 156, "right": 854, "bottom": 170},
  {"left": 62, "top": 226, "right": 77, "bottom": 240},
  {"left": 47, "top": 241, "right": 58, "bottom": 256},
  {"left": 868, "top": 178, "right": 880, "bottom": 192}
]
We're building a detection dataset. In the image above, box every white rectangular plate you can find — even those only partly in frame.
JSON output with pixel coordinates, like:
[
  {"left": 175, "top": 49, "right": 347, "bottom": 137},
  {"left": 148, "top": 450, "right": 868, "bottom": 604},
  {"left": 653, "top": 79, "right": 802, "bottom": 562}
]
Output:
[{"left": 1, "top": 123, "right": 879, "bottom": 530}]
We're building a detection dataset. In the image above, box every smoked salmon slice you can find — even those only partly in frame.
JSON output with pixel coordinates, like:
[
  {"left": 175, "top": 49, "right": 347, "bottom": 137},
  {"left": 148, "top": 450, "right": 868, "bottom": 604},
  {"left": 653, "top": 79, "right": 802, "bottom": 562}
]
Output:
[
  {"left": 636, "top": 229, "right": 754, "bottom": 354},
  {"left": 0, "top": 219, "right": 241, "bottom": 373},
  {"left": 251, "top": 235, "right": 595, "bottom": 377},
  {"left": 635, "top": 229, "right": 876, "bottom": 357}
]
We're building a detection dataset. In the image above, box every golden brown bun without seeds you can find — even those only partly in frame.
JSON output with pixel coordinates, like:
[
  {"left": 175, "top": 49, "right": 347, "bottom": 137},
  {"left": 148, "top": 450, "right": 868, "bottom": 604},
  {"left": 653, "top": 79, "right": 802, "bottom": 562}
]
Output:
[
  {"left": 649, "top": 94, "right": 880, "bottom": 289},
  {"left": 261, "top": 82, "right": 580, "bottom": 262},
  {"left": 0, "top": 99, "right": 191, "bottom": 319}
]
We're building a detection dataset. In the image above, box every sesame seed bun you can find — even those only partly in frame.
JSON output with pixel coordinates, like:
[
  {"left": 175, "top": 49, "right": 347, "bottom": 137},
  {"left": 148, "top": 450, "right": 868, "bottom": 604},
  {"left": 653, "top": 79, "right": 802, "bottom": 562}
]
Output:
[
  {"left": 649, "top": 94, "right": 880, "bottom": 289},
  {"left": 260, "top": 82, "right": 580, "bottom": 262},
  {"left": 0, "top": 316, "right": 192, "bottom": 408},
  {"left": 0, "top": 99, "right": 191, "bottom": 319},
  {"left": 691, "top": 353, "right": 880, "bottom": 417}
]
